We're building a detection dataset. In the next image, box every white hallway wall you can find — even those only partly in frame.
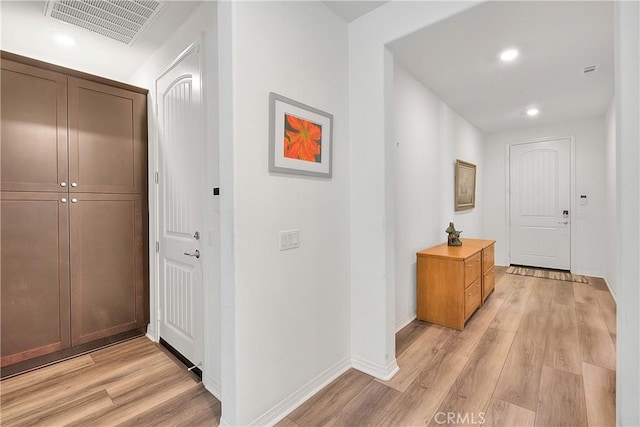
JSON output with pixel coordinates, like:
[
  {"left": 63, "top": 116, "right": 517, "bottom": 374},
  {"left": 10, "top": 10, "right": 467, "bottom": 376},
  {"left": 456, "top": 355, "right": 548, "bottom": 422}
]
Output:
[
  {"left": 349, "top": 0, "right": 480, "bottom": 383},
  {"left": 393, "top": 61, "right": 483, "bottom": 330},
  {"left": 614, "top": 1, "right": 640, "bottom": 425},
  {"left": 605, "top": 102, "right": 617, "bottom": 297},
  {"left": 483, "top": 117, "right": 608, "bottom": 279},
  {"left": 218, "top": 1, "right": 351, "bottom": 425}
]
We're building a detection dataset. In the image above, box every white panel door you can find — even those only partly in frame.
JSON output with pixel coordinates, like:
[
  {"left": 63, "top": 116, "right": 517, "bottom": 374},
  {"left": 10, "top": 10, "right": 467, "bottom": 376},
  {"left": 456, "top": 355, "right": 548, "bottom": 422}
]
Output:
[
  {"left": 156, "top": 43, "right": 203, "bottom": 366},
  {"left": 510, "top": 139, "right": 571, "bottom": 270}
]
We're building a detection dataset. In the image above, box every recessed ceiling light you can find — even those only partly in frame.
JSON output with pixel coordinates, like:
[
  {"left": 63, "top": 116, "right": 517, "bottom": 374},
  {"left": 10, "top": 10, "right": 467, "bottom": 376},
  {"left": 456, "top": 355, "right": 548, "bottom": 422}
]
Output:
[
  {"left": 54, "top": 33, "right": 75, "bottom": 47},
  {"left": 500, "top": 48, "right": 519, "bottom": 62},
  {"left": 526, "top": 108, "right": 540, "bottom": 117}
]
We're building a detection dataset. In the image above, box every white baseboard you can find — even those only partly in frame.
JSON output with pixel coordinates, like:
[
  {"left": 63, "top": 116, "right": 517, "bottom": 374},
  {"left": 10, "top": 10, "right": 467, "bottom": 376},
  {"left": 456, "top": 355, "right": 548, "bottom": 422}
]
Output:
[
  {"left": 249, "top": 356, "right": 351, "bottom": 426},
  {"left": 603, "top": 277, "right": 617, "bottom": 303},
  {"left": 395, "top": 311, "right": 417, "bottom": 332},
  {"left": 145, "top": 331, "right": 159, "bottom": 343},
  {"left": 203, "top": 373, "right": 221, "bottom": 401},
  {"left": 351, "top": 355, "right": 399, "bottom": 381}
]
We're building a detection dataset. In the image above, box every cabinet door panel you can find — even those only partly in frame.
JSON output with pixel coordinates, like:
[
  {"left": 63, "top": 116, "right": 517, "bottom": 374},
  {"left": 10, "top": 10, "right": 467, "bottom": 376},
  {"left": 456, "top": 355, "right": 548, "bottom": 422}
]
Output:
[
  {"left": 1, "top": 192, "right": 70, "bottom": 366},
  {"left": 70, "top": 194, "right": 145, "bottom": 345},
  {"left": 68, "top": 78, "right": 146, "bottom": 194},
  {"left": 1, "top": 61, "right": 68, "bottom": 192}
]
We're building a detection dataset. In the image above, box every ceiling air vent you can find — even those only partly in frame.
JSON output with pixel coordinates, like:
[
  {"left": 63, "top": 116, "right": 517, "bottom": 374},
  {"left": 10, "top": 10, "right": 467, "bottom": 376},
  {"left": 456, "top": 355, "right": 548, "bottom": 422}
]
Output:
[
  {"left": 43, "top": 0, "right": 166, "bottom": 45},
  {"left": 582, "top": 64, "right": 599, "bottom": 76}
]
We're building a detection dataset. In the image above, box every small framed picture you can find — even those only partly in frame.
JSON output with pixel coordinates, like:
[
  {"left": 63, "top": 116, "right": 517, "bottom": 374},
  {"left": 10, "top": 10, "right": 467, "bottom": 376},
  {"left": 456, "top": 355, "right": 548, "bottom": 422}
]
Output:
[
  {"left": 455, "top": 159, "right": 476, "bottom": 211},
  {"left": 269, "top": 92, "right": 333, "bottom": 178}
]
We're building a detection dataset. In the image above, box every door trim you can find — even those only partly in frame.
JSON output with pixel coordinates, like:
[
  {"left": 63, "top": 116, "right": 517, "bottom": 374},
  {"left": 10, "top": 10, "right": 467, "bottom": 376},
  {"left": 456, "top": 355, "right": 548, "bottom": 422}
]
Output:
[
  {"left": 505, "top": 135, "right": 576, "bottom": 271},
  {"left": 148, "top": 38, "right": 205, "bottom": 347}
]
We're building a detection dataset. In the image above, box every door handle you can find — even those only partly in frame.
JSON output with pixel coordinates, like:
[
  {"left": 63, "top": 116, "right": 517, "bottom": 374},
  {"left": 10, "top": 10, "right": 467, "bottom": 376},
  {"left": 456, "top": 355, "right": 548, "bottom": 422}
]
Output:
[
  {"left": 558, "top": 221, "right": 569, "bottom": 225},
  {"left": 184, "top": 249, "right": 200, "bottom": 259}
]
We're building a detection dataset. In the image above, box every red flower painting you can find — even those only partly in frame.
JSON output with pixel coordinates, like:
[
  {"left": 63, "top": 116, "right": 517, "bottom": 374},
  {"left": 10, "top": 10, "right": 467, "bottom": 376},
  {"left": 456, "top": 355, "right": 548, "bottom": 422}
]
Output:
[{"left": 283, "top": 114, "right": 322, "bottom": 163}]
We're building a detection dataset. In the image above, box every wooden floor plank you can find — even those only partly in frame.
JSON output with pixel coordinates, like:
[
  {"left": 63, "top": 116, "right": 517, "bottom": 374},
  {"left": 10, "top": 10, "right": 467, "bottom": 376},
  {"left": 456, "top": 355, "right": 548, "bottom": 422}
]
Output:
[
  {"left": 543, "top": 302, "right": 582, "bottom": 375},
  {"left": 574, "top": 282, "right": 599, "bottom": 305},
  {"left": 0, "top": 351, "right": 170, "bottom": 418},
  {"left": 1, "top": 389, "right": 113, "bottom": 426},
  {"left": 535, "top": 365, "right": 588, "bottom": 427},
  {"left": 71, "top": 369, "right": 198, "bottom": 426},
  {"left": 575, "top": 302, "right": 616, "bottom": 370},
  {"left": 377, "top": 324, "right": 454, "bottom": 392},
  {"left": 429, "top": 328, "right": 516, "bottom": 426},
  {"left": 587, "top": 277, "right": 609, "bottom": 292},
  {"left": 0, "top": 338, "right": 220, "bottom": 427},
  {"left": 552, "top": 280, "right": 575, "bottom": 306},
  {"left": 0, "top": 355, "right": 95, "bottom": 397},
  {"left": 326, "top": 381, "right": 401, "bottom": 426},
  {"left": 118, "top": 385, "right": 221, "bottom": 427},
  {"left": 379, "top": 344, "right": 469, "bottom": 426},
  {"left": 582, "top": 362, "right": 616, "bottom": 427},
  {"left": 483, "top": 398, "right": 536, "bottom": 427},
  {"left": 441, "top": 293, "right": 505, "bottom": 359},
  {"left": 493, "top": 312, "right": 549, "bottom": 412},
  {"left": 595, "top": 290, "right": 617, "bottom": 335},
  {"left": 523, "top": 278, "right": 556, "bottom": 315},
  {"left": 286, "top": 369, "right": 373, "bottom": 427},
  {"left": 489, "top": 278, "right": 532, "bottom": 332},
  {"left": 395, "top": 319, "right": 430, "bottom": 357}
]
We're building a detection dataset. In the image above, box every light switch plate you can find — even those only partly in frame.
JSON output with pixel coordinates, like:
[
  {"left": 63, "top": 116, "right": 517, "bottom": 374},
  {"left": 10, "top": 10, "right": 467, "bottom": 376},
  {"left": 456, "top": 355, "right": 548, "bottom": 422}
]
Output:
[{"left": 279, "top": 229, "right": 300, "bottom": 251}]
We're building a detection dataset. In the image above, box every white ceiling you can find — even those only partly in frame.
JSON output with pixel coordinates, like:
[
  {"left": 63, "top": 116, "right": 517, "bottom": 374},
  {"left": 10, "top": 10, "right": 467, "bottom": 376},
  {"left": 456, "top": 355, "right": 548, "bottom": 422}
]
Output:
[
  {"left": 322, "top": 1, "right": 389, "bottom": 22},
  {"left": 389, "top": 1, "right": 614, "bottom": 134},
  {"left": 1, "top": 1, "right": 613, "bottom": 133},
  {"left": 0, "top": 1, "right": 202, "bottom": 83}
]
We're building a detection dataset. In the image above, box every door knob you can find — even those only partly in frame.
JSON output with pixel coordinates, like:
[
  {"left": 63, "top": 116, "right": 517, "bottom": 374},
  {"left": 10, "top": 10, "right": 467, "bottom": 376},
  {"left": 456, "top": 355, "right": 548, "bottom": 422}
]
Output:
[{"left": 184, "top": 249, "right": 200, "bottom": 259}]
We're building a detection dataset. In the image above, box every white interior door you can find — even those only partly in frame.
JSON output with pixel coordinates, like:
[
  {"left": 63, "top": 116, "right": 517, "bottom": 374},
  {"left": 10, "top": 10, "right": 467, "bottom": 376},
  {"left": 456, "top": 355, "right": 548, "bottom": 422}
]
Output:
[
  {"left": 509, "top": 139, "right": 571, "bottom": 270},
  {"left": 156, "top": 43, "right": 203, "bottom": 366}
]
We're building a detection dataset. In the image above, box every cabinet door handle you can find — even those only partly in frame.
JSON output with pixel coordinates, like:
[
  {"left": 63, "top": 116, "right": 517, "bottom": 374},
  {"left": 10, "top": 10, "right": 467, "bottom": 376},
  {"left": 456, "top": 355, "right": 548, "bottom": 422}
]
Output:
[
  {"left": 60, "top": 181, "right": 67, "bottom": 187},
  {"left": 71, "top": 182, "right": 78, "bottom": 187},
  {"left": 61, "top": 197, "right": 68, "bottom": 203},
  {"left": 71, "top": 198, "right": 78, "bottom": 203}
]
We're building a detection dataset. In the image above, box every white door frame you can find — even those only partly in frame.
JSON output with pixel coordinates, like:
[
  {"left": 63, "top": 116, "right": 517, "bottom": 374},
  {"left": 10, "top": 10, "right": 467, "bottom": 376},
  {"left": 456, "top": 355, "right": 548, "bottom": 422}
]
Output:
[
  {"left": 147, "top": 38, "right": 207, "bottom": 358},
  {"left": 505, "top": 135, "right": 577, "bottom": 271}
]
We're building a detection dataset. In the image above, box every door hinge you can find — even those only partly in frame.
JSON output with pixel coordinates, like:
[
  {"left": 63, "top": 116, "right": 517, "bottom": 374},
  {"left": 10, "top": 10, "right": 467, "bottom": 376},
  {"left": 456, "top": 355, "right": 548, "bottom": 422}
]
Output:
[
  {"left": 156, "top": 241, "right": 160, "bottom": 253},
  {"left": 155, "top": 172, "right": 159, "bottom": 184}
]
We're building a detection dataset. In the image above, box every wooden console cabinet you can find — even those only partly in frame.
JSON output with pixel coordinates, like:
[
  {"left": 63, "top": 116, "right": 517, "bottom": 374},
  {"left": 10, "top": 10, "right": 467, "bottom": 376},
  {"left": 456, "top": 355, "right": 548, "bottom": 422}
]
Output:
[
  {"left": 416, "top": 239, "right": 495, "bottom": 330},
  {"left": 461, "top": 238, "right": 496, "bottom": 303}
]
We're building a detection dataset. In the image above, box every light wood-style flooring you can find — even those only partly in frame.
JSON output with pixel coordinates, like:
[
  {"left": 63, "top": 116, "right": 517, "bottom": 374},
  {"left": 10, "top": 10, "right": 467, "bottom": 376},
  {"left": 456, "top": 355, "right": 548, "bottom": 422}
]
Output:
[
  {"left": 279, "top": 267, "right": 617, "bottom": 426},
  {"left": 0, "top": 338, "right": 221, "bottom": 426},
  {"left": 1, "top": 267, "right": 616, "bottom": 426}
]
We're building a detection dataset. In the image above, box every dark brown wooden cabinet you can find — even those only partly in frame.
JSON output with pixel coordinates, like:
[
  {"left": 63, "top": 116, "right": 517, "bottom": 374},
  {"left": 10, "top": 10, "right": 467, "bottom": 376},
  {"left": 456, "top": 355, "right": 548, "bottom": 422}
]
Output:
[
  {"left": 0, "top": 53, "right": 148, "bottom": 370},
  {"left": 70, "top": 194, "right": 146, "bottom": 345},
  {"left": 68, "top": 78, "right": 147, "bottom": 194},
  {"left": 0, "top": 192, "right": 71, "bottom": 366},
  {"left": 1, "top": 61, "right": 68, "bottom": 193}
]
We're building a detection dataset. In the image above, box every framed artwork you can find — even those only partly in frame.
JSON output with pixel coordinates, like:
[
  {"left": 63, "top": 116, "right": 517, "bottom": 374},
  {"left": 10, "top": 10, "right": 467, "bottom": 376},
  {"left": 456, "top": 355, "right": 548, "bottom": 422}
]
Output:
[
  {"left": 269, "top": 92, "right": 333, "bottom": 178},
  {"left": 455, "top": 159, "right": 476, "bottom": 211}
]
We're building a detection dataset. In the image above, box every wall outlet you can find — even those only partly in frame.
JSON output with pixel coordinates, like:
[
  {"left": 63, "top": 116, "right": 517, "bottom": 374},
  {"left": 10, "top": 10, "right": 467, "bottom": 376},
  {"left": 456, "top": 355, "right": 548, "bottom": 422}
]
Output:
[{"left": 279, "top": 229, "right": 300, "bottom": 251}]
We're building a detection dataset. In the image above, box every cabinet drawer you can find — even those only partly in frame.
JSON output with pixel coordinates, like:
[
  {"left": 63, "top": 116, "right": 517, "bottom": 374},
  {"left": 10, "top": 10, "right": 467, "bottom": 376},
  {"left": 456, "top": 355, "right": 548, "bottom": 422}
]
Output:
[
  {"left": 483, "top": 244, "right": 495, "bottom": 271},
  {"left": 464, "top": 252, "right": 482, "bottom": 287},
  {"left": 465, "top": 278, "right": 481, "bottom": 320},
  {"left": 483, "top": 266, "right": 495, "bottom": 302}
]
